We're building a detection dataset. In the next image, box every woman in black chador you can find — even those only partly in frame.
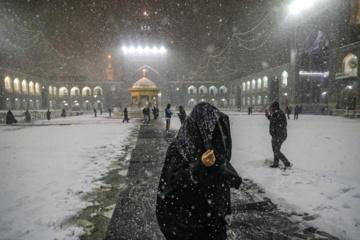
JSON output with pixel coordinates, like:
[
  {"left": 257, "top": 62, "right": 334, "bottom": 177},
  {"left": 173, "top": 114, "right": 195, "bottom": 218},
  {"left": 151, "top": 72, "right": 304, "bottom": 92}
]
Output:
[
  {"left": 156, "top": 102, "right": 242, "bottom": 240},
  {"left": 6, "top": 110, "right": 17, "bottom": 124}
]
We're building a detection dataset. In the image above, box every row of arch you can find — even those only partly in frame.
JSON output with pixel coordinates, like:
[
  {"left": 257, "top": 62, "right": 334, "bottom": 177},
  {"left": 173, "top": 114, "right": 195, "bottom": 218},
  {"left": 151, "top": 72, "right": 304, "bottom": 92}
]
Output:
[
  {"left": 55, "top": 86, "right": 103, "bottom": 97},
  {"left": 4, "top": 76, "right": 104, "bottom": 98},
  {"left": 4, "top": 97, "right": 104, "bottom": 111},
  {"left": 4, "top": 77, "right": 42, "bottom": 95},
  {"left": 4, "top": 98, "right": 41, "bottom": 110},
  {"left": 242, "top": 95, "right": 269, "bottom": 106},
  {"left": 242, "top": 71, "right": 288, "bottom": 92},
  {"left": 187, "top": 85, "right": 228, "bottom": 95},
  {"left": 187, "top": 98, "right": 232, "bottom": 107},
  {"left": 51, "top": 99, "right": 104, "bottom": 110}
]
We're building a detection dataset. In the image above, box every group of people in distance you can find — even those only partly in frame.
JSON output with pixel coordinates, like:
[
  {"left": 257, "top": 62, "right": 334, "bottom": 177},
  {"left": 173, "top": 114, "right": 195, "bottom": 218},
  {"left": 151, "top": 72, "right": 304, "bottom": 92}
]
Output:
[{"left": 5, "top": 109, "right": 52, "bottom": 124}]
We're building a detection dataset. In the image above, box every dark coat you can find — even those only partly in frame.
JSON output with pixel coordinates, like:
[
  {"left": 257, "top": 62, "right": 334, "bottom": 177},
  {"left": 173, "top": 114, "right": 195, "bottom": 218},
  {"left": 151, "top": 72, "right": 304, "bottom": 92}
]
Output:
[
  {"left": 177, "top": 107, "right": 187, "bottom": 124},
  {"left": 46, "top": 110, "right": 51, "bottom": 120},
  {"left": 156, "top": 102, "right": 242, "bottom": 239},
  {"left": 267, "top": 110, "right": 287, "bottom": 139},
  {"left": 6, "top": 110, "right": 17, "bottom": 124},
  {"left": 143, "top": 107, "right": 150, "bottom": 116}
]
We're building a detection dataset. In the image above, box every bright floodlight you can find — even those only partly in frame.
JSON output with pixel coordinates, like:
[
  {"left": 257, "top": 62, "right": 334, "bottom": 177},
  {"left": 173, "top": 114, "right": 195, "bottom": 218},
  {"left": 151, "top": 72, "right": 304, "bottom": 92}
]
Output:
[
  {"left": 129, "top": 46, "right": 135, "bottom": 53},
  {"left": 289, "top": 0, "right": 315, "bottom": 15},
  {"left": 152, "top": 46, "right": 159, "bottom": 54},
  {"left": 160, "top": 46, "right": 166, "bottom": 54},
  {"left": 137, "top": 46, "right": 143, "bottom": 53},
  {"left": 122, "top": 46, "right": 128, "bottom": 53},
  {"left": 122, "top": 45, "right": 167, "bottom": 55}
]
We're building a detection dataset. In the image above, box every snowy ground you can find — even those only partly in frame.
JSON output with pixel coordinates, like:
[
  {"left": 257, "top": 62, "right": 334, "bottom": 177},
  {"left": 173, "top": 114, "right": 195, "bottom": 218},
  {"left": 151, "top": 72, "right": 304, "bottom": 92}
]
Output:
[
  {"left": 0, "top": 114, "right": 138, "bottom": 240},
  {"left": 0, "top": 111, "right": 359, "bottom": 240},
  {"left": 171, "top": 111, "right": 360, "bottom": 240}
]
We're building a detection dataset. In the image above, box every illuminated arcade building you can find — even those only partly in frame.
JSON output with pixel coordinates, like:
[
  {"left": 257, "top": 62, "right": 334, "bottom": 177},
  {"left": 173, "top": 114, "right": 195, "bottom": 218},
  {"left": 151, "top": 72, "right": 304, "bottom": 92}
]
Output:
[
  {"left": 0, "top": 56, "right": 121, "bottom": 111},
  {"left": 220, "top": 0, "right": 360, "bottom": 115}
]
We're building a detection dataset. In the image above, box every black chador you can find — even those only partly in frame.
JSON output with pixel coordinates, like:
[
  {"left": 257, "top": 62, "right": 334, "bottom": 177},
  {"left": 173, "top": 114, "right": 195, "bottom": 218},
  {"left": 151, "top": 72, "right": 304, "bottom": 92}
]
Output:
[{"left": 156, "top": 102, "right": 242, "bottom": 240}]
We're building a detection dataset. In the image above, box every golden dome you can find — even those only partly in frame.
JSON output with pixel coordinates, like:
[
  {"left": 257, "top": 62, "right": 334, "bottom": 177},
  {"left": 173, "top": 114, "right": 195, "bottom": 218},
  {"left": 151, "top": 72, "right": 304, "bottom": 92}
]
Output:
[{"left": 132, "top": 77, "right": 157, "bottom": 88}]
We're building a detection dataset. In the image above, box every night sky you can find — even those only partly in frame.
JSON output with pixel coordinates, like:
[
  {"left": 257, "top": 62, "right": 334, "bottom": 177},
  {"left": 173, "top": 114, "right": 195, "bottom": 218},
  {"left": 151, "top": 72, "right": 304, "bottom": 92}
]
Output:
[{"left": 0, "top": 0, "right": 280, "bottom": 80}]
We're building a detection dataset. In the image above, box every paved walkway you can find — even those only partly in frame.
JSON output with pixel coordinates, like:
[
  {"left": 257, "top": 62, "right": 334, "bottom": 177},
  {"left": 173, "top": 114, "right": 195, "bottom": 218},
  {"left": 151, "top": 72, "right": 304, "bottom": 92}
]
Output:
[{"left": 104, "top": 119, "right": 338, "bottom": 240}]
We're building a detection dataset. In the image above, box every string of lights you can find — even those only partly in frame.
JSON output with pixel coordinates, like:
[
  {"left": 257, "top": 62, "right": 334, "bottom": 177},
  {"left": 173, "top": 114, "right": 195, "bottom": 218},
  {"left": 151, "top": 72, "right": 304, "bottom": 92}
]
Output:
[
  {"left": 234, "top": 13, "right": 270, "bottom": 36},
  {"left": 1, "top": 13, "right": 78, "bottom": 61},
  {"left": 197, "top": 12, "right": 275, "bottom": 75}
]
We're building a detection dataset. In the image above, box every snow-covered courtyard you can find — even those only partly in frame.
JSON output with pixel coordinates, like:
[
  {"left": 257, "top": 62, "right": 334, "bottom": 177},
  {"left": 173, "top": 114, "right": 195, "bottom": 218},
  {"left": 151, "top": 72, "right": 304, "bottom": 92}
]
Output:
[{"left": 0, "top": 112, "right": 359, "bottom": 240}]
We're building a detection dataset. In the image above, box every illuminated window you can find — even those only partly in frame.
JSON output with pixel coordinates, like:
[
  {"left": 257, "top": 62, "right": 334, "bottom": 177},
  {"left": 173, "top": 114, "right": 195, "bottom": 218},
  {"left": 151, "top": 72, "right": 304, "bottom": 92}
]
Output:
[
  {"left": 282, "top": 71, "right": 288, "bottom": 87},
  {"left": 29, "top": 81, "right": 35, "bottom": 95},
  {"left": 257, "top": 78, "right": 262, "bottom": 89},
  {"left": 263, "top": 76, "right": 268, "bottom": 88}
]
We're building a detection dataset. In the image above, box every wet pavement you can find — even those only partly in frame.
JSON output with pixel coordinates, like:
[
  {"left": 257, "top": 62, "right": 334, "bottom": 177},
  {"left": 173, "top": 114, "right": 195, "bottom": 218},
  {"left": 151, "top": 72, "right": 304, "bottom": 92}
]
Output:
[{"left": 77, "top": 118, "right": 338, "bottom": 240}]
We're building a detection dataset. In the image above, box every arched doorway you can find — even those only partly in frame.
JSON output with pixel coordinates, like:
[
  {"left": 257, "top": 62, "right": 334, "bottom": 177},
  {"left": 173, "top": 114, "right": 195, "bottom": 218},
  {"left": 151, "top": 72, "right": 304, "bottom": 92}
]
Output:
[{"left": 343, "top": 86, "right": 358, "bottom": 110}]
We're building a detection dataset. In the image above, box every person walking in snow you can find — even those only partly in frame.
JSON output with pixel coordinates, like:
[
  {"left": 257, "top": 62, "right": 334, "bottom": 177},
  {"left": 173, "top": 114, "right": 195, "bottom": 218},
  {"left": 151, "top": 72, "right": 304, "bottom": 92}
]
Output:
[
  {"left": 46, "top": 109, "right": 51, "bottom": 120},
  {"left": 155, "top": 107, "right": 159, "bottom": 119},
  {"left": 265, "top": 100, "right": 292, "bottom": 168},
  {"left": 108, "top": 108, "right": 112, "bottom": 117},
  {"left": 143, "top": 106, "right": 150, "bottom": 124},
  {"left": 6, "top": 110, "right": 17, "bottom": 124},
  {"left": 165, "top": 104, "right": 173, "bottom": 132},
  {"left": 156, "top": 102, "right": 242, "bottom": 240},
  {"left": 24, "top": 110, "right": 31, "bottom": 122},
  {"left": 94, "top": 108, "right": 97, "bottom": 117},
  {"left": 123, "top": 107, "right": 129, "bottom": 123},
  {"left": 177, "top": 106, "right": 187, "bottom": 125},
  {"left": 152, "top": 107, "right": 157, "bottom": 120},
  {"left": 285, "top": 106, "right": 291, "bottom": 119},
  {"left": 294, "top": 105, "right": 300, "bottom": 120}
]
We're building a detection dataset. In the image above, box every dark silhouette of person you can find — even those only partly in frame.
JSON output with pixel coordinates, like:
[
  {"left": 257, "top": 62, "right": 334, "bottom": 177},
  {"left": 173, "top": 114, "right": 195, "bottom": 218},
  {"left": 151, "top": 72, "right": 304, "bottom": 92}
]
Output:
[
  {"left": 61, "top": 109, "right": 66, "bottom": 117},
  {"left": 156, "top": 102, "right": 242, "bottom": 240},
  {"left": 46, "top": 109, "right": 51, "bottom": 120},
  {"left": 24, "top": 110, "right": 31, "bottom": 122},
  {"left": 123, "top": 107, "right": 129, "bottom": 123},
  {"left": 143, "top": 106, "right": 150, "bottom": 123},
  {"left": 265, "top": 100, "right": 292, "bottom": 168},
  {"left": 165, "top": 104, "right": 173, "bottom": 132},
  {"left": 94, "top": 108, "right": 97, "bottom": 117},
  {"left": 6, "top": 110, "right": 17, "bottom": 124},
  {"left": 177, "top": 106, "right": 187, "bottom": 124},
  {"left": 294, "top": 105, "right": 300, "bottom": 120}
]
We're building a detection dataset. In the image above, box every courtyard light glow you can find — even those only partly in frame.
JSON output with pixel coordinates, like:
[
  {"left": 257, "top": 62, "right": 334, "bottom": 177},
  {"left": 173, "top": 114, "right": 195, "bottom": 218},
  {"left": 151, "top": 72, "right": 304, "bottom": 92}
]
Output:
[
  {"left": 299, "top": 71, "right": 329, "bottom": 76},
  {"left": 289, "top": 0, "right": 316, "bottom": 15},
  {"left": 122, "top": 45, "right": 167, "bottom": 55}
]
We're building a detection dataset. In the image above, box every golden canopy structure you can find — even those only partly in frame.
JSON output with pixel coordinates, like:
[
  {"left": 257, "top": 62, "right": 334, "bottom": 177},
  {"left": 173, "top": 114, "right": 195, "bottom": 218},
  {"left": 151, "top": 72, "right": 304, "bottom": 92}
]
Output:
[{"left": 128, "top": 69, "right": 160, "bottom": 108}]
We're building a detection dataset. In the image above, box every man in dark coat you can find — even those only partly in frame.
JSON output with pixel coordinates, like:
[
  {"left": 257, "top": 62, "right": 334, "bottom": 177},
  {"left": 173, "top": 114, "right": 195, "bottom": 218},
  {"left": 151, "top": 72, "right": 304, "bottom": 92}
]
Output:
[
  {"left": 265, "top": 100, "right": 292, "bottom": 168},
  {"left": 294, "top": 105, "right": 300, "bottom": 120},
  {"left": 177, "top": 106, "right": 187, "bottom": 124},
  {"left": 123, "top": 107, "right": 129, "bottom": 123},
  {"left": 6, "top": 110, "right": 17, "bottom": 124},
  {"left": 142, "top": 106, "right": 150, "bottom": 123},
  {"left": 156, "top": 102, "right": 242, "bottom": 240}
]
